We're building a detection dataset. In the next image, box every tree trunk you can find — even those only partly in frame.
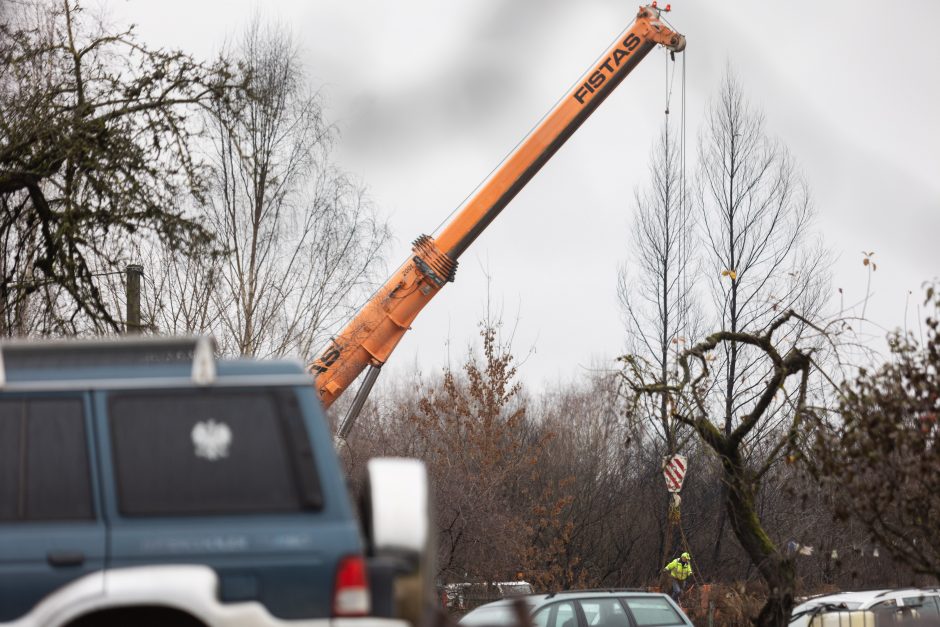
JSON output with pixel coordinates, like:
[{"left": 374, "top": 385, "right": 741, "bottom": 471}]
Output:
[
  {"left": 723, "top": 454, "right": 795, "bottom": 627},
  {"left": 710, "top": 482, "right": 728, "bottom": 571}
]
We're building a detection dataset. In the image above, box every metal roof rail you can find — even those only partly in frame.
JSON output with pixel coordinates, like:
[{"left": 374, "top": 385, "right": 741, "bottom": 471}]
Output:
[
  {"left": 546, "top": 588, "right": 649, "bottom": 598},
  {"left": 0, "top": 335, "right": 217, "bottom": 387}
]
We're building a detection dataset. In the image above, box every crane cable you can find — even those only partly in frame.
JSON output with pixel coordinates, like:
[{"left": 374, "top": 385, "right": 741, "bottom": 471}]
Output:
[
  {"left": 663, "top": 44, "right": 704, "bottom": 592},
  {"left": 676, "top": 48, "right": 705, "bottom": 591},
  {"left": 663, "top": 43, "right": 707, "bottom": 602},
  {"left": 681, "top": 46, "right": 688, "bottom": 361}
]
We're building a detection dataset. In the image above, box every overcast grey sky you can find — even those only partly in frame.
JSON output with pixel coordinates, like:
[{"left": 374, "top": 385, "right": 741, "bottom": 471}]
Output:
[{"left": 110, "top": 0, "right": 940, "bottom": 390}]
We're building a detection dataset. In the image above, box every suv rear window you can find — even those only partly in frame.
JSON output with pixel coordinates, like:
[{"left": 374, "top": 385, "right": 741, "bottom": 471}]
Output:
[
  {"left": 0, "top": 397, "right": 93, "bottom": 521},
  {"left": 109, "top": 388, "right": 321, "bottom": 516}
]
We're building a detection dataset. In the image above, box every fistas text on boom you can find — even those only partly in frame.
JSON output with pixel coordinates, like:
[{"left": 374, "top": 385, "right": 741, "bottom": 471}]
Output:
[{"left": 573, "top": 33, "right": 641, "bottom": 105}]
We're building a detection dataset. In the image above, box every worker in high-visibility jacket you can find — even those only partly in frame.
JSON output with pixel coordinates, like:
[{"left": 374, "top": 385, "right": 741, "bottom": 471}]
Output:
[{"left": 664, "top": 552, "right": 692, "bottom": 602}]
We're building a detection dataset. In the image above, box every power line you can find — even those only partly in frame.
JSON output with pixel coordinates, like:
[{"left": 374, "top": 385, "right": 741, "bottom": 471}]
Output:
[{"left": 3, "top": 269, "right": 132, "bottom": 291}]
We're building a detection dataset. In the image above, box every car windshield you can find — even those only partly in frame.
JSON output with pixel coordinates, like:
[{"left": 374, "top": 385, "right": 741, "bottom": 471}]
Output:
[{"left": 460, "top": 605, "right": 518, "bottom": 627}]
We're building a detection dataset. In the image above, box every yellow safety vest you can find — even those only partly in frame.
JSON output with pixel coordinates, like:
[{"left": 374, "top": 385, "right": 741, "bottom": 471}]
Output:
[{"left": 664, "top": 558, "right": 692, "bottom": 581}]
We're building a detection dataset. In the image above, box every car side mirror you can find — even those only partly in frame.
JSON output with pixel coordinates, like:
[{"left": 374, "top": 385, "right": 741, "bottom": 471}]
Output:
[{"left": 361, "top": 458, "right": 434, "bottom": 627}]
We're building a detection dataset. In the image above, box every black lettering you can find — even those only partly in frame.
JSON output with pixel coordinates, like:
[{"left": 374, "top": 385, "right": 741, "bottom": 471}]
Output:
[
  {"left": 589, "top": 71, "right": 606, "bottom": 90},
  {"left": 312, "top": 344, "right": 342, "bottom": 373},
  {"left": 600, "top": 57, "right": 616, "bottom": 73},
  {"left": 574, "top": 84, "right": 591, "bottom": 104},
  {"left": 622, "top": 34, "right": 641, "bottom": 51},
  {"left": 321, "top": 348, "right": 341, "bottom": 367},
  {"left": 612, "top": 47, "right": 630, "bottom": 66}
]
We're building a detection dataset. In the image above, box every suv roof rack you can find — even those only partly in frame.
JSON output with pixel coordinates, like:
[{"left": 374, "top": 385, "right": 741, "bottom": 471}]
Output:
[{"left": 0, "top": 336, "right": 216, "bottom": 387}]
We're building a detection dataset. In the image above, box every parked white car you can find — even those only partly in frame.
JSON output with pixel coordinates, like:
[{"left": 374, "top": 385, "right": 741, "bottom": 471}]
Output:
[
  {"left": 459, "top": 590, "right": 694, "bottom": 627},
  {"left": 789, "top": 588, "right": 940, "bottom": 626}
]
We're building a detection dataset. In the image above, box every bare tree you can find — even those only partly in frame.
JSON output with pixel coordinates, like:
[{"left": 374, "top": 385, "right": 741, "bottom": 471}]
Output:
[
  {"left": 622, "top": 309, "right": 827, "bottom": 627},
  {"left": 0, "top": 0, "right": 236, "bottom": 333},
  {"left": 619, "top": 121, "right": 701, "bottom": 455},
  {"left": 194, "top": 19, "right": 388, "bottom": 358},
  {"left": 696, "top": 69, "right": 829, "bottom": 569},
  {"left": 617, "top": 119, "right": 704, "bottom": 586}
]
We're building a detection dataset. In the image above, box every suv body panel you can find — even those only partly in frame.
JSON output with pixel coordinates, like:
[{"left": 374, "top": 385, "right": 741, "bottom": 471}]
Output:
[
  {"left": 5, "top": 564, "right": 409, "bottom": 627},
  {"left": 91, "top": 384, "right": 361, "bottom": 620},
  {"left": 0, "top": 346, "right": 391, "bottom": 625},
  {"left": 0, "top": 521, "right": 106, "bottom": 623},
  {"left": 0, "top": 393, "right": 105, "bottom": 622}
]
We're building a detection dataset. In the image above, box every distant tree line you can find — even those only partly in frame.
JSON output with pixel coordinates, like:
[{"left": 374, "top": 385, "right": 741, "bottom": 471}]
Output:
[{"left": 344, "top": 312, "right": 936, "bottom": 599}]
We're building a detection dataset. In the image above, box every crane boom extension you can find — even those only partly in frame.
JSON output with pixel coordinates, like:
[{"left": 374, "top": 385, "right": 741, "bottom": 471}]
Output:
[{"left": 311, "top": 4, "right": 685, "bottom": 416}]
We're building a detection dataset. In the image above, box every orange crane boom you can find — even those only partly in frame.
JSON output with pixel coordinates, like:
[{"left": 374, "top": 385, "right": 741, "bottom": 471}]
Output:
[{"left": 311, "top": 4, "right": 685, "bottom": 436}]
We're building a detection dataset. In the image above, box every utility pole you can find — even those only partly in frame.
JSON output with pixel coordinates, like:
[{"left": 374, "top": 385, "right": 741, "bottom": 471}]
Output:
[{"left": 125, "top": 264, "right": 143, "bottom": 334}]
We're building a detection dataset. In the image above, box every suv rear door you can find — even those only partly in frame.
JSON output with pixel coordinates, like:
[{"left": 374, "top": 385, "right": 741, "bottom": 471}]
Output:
[
  {"left": 0, "top": 395, "right": 105, "bottom": 621},
  {"left": 95, "top": 386, "right": 361, "bottom": 620}
]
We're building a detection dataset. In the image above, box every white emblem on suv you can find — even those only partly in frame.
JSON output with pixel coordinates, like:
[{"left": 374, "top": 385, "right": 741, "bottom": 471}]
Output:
[{"left": 191, "top": 419, "right": 232, "bottom": 460}]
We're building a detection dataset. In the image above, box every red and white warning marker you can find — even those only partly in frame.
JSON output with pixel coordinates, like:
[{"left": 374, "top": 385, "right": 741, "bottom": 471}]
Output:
[{"left": 663, "top": 454, "right": 688, "bottom": 493}]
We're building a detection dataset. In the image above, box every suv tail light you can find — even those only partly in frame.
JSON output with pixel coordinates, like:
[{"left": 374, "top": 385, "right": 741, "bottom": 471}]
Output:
[{"left": 333, "top": 555, "right": 370, "bottom": 616}]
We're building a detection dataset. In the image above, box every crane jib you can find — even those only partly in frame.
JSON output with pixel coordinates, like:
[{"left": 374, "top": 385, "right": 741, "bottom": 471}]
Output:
[
  {"left": 311, "top": 4, "right": 686, "bottom": 419},
  {"left": 447, "top": 37, "right": 656, "bottom": 261}
]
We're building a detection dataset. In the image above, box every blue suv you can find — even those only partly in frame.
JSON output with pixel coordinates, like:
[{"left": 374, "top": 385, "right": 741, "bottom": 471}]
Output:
[{"left": 0, "top": 337, "right": 431, "bottom": 627}]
